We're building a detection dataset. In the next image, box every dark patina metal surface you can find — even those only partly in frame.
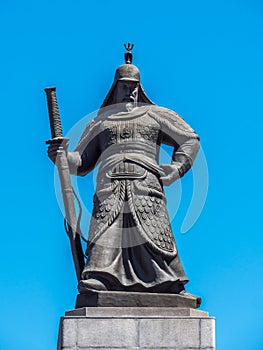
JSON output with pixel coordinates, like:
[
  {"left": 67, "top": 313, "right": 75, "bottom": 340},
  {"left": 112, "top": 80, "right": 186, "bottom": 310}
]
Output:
[{"left": 47, "top": 44, "right": 201, "bottom": 307}]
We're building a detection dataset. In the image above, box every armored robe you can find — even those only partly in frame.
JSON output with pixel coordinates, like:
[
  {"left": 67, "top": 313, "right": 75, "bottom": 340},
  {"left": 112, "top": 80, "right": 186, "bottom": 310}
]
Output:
[{"left": 69, "top": 103, "right": 200, "bottom": 293}]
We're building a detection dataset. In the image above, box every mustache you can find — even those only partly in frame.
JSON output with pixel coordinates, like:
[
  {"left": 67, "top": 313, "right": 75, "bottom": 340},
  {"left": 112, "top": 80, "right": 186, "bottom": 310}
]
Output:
[
  {"left": 122, "top": 89, "right": 138, "bottom": 102},
  {"left": 121, "top": 97, "right": 133, "bottom": 102}
]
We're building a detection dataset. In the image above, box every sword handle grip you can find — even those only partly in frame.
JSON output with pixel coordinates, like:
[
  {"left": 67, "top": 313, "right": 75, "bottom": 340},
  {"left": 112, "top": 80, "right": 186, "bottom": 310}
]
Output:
[{"left": 44, "top": 87, "right": 63, "bottom": 139}]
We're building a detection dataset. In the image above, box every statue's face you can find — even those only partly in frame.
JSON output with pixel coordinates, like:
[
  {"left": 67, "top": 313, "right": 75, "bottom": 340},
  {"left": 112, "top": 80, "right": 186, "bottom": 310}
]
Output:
[{"left": 115, "top": 81, "right": 138, "bottom": 104}]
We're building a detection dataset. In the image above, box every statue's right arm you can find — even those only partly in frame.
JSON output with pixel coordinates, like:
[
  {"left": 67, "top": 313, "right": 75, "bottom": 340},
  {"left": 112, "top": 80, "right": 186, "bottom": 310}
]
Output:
[
  {"left": 70, "top": 133, "right": 101, "bottom": 176},
  {"left": 47, "top": 120, "right": 102, "bottom": 176},
  {"left": 71, "top": 120, "right": 102, "bottom": 176}
]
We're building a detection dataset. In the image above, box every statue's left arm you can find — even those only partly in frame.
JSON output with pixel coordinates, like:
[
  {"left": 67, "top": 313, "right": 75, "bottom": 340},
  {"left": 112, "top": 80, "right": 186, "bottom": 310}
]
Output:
[
  {"left": 160, "top": 137, "right": 199, "bottom": 186},
  {"left": 149, "top": 106, "right": 200, "bottom": 186}
]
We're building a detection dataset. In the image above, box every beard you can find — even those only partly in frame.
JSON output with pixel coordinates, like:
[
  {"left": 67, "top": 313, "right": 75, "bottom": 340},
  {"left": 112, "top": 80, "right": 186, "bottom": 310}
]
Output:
[
  {"left": 122, "top": 94, "right": 137, "bottom": 111},
  {"left": 125, "top": 102, "right": 135, "bottom": 112},
  {"left": 123, "top": 101, "right": 137, "bottom": 112}
]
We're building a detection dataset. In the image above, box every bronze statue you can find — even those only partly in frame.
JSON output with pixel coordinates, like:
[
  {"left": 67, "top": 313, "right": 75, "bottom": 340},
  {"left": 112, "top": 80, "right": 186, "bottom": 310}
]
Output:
[{"left": 47, "top": 44, "right": 200, "bottom": 303}]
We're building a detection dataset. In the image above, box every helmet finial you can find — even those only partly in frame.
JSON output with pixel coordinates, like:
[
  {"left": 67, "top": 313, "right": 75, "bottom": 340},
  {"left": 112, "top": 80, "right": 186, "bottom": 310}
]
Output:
[{"left": 124, "top": 43, "right": 134, "bottom": 64}]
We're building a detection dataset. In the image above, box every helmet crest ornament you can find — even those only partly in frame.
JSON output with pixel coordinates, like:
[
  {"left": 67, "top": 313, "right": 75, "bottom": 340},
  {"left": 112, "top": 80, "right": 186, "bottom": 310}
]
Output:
[{"left": 124, "top": 43, "right": 134, "bottom": 64}]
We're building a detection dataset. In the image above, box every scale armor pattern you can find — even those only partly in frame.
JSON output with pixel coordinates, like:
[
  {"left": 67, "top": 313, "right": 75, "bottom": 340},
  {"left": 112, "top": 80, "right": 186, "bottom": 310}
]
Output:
[
  {"left": 88, "top": 181, "right": 125, "bottom": 244},
  {"left": 87, "top": 174, "right": 177, "bottom": 257},
  {"left": 132, "top": 193, "right": 175, "bottom": 253}
]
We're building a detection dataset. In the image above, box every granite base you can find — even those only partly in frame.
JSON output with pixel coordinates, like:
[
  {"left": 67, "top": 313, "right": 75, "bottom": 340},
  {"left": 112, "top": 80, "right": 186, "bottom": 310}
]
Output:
[{"left": 58, "top": 307, "right": 215, "bottom": 349}]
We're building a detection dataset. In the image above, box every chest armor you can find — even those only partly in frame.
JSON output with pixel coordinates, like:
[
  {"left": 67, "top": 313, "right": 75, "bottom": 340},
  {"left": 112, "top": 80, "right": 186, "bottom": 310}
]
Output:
[{"left": 99, "top": 113, "right": 161, "bottom": 153}]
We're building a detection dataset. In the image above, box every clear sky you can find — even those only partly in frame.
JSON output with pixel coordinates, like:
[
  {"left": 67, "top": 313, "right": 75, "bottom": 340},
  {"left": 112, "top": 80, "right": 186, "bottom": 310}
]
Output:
[{"left": 0, "top": 0, "right": 263, "bottom": 349}]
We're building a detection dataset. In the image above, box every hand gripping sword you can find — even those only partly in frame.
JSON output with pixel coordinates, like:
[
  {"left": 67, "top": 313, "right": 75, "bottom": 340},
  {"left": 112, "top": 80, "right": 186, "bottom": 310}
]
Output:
[{"left": 44, "top": 87, "right": 85, "bottom": 282}]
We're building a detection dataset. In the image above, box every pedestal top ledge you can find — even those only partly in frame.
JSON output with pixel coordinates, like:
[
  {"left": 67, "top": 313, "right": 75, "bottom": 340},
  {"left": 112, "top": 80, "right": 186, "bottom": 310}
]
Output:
[{"left": 65, "top": 307, "right": 209, "bottom": 318}]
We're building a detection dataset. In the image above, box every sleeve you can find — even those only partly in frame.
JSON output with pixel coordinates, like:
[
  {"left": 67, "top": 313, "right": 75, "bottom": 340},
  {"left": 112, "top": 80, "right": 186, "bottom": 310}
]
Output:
[
  {"left": 149, "top": 106, "right": 200, "bottom": 178},
  {"left": 171, "top": 138, "right": 200, "bottom": 178},
  {"left": 67, "top": 119, "right": 102, "bottom": 176}
]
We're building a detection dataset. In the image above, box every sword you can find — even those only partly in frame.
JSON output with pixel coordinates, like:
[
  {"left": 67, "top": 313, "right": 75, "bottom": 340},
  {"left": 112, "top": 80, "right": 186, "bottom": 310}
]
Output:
[{"left": 44, "top": 87, "right": 85, "bottom": 282}]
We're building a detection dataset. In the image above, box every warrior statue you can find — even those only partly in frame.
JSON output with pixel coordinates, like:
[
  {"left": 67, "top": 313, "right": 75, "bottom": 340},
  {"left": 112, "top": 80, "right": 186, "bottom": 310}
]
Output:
[{"left": 48, "top": 44, "right": 200, "bottom": 302}]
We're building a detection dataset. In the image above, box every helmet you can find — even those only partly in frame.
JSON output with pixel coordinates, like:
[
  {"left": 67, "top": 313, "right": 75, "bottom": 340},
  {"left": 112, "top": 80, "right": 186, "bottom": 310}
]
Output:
[
  {"left": 114, "top": 64, "right": 140, "bottom": 82},
  {"left": 100, "top": 44, "right": 154, "bottom": 109}
]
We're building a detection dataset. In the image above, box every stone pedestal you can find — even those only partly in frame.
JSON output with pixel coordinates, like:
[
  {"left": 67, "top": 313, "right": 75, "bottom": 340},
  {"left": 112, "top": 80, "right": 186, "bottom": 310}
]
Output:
[{"left": 57, "top": 307, "right": 215, "bottom": 350}]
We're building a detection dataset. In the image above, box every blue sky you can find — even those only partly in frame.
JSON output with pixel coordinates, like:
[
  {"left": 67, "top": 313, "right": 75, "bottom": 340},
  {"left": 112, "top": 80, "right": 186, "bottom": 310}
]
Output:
[{"left": 0, "top": 0, "right": 263, "bottom": 349}]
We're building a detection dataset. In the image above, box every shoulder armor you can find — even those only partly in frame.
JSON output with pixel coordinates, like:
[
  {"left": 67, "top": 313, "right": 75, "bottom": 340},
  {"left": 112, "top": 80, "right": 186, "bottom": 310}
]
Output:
[
  {"left": 148, "top": 105, "right": 199, "bottom": 139},
  {"left": 75, "top": 119, "right": 98, "bottom": 152}
]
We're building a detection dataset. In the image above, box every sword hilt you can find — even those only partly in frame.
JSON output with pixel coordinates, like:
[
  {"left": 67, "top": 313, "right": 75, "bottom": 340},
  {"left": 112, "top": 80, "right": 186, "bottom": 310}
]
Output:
[{"left": 44, "top": 87, "right": 63, "bottom": 140}]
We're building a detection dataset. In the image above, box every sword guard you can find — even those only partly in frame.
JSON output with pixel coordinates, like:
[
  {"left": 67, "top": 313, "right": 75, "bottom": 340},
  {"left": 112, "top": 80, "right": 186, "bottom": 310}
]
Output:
[{"left": 46, "top": 137, "right": 69, "bottom": 145}]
